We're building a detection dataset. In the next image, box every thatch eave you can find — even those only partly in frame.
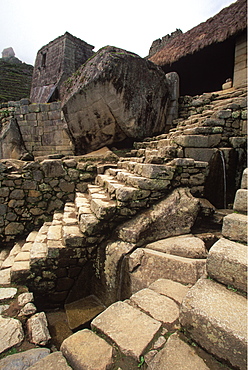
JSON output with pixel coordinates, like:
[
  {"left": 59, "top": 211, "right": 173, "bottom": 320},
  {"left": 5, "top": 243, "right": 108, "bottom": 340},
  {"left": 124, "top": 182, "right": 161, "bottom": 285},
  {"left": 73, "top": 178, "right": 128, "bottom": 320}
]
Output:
[{"left": 150, "top": 0, "right": 247, "bottom": 66}]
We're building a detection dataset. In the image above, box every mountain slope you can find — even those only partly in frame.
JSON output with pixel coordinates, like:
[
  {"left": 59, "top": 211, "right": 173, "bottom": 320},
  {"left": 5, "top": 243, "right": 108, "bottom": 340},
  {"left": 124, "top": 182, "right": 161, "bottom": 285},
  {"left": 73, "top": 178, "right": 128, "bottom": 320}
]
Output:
[{"left": 0, "top": 58, "right": 33, "bottom": 103}]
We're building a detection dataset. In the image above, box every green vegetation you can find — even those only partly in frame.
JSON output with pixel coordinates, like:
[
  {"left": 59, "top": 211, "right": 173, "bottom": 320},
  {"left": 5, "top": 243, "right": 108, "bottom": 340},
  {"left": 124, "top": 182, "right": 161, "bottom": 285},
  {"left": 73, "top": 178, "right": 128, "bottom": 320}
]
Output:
[
  {"left": 227, "top": 285, "right": 238, "bottom": 292},
  {"left": 0, "top": 59, "right": 33, "bottom": 103},
  {"left": 138, "top": 356, "right": 145, "bottom": 367},
  {"left": 0, "top": 347, "right": 18, "bottom": 360}
]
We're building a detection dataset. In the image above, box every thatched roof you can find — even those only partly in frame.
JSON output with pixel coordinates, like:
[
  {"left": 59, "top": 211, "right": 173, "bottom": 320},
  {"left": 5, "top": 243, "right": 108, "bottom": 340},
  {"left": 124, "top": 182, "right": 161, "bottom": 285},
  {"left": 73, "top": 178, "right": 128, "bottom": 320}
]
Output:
[{"left": 150, "top": 0, "right": 247, "bottom": 66}]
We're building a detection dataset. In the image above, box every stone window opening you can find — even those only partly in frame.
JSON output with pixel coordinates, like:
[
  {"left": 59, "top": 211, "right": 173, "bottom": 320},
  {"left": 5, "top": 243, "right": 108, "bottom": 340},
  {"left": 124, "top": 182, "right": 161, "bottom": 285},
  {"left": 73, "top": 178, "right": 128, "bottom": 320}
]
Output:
[{"left": 41, "top": 52, "right": 47, "bottom": 68}]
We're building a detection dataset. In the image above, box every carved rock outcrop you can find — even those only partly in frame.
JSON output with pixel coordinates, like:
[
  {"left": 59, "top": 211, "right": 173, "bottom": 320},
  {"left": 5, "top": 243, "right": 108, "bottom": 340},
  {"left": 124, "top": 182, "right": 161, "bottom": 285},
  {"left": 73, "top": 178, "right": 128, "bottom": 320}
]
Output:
[
  {"left": 0, "top": 118, "right": 28, "bottom": 159},
  {"left": 62, "top": 46, "right": 170, "bottom": 154}
]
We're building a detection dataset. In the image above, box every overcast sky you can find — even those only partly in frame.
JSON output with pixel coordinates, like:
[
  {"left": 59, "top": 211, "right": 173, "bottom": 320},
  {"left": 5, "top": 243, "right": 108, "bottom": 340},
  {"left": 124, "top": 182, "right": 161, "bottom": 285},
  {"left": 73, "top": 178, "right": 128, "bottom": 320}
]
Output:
[{"left": 0, "top": 0, "right": 235, "bottom": 65}]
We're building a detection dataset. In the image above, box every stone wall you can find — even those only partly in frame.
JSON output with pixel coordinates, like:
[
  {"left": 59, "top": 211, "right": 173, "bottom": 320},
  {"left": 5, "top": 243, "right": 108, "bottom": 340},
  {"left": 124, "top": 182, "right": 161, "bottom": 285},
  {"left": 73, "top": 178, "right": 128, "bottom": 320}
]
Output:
[
  {"left": 0, "top": 157, "right": 97, "bottom": 244},
  {"left": 0, "top": 99, "right": 74, "bottom": 158},
  {"left": 233, "top": 31, "right": 247, "bottom": 89},
  {"left": 177, "top": 92, "right": 247, "bottom": 137},
  {"left": 148, "top": 29, "right": 183, "bottom": 58}
]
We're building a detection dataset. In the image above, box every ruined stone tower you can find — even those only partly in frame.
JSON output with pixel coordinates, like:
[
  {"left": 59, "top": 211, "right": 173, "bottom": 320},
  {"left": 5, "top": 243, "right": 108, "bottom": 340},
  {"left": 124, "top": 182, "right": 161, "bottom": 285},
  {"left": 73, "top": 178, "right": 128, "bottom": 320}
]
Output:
[{"left": 30, "top": 32, "right": 94, "bottom": 103}]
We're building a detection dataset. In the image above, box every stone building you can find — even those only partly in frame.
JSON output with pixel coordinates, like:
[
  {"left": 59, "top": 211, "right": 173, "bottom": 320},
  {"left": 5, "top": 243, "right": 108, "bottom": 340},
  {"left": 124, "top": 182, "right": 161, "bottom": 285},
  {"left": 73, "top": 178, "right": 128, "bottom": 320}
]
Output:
[
  {"left": 30, "top": 32, "right": 94, "bottom": 103},
  {"left": 149, "top": 0, "right": 247, "bottom": 96}
]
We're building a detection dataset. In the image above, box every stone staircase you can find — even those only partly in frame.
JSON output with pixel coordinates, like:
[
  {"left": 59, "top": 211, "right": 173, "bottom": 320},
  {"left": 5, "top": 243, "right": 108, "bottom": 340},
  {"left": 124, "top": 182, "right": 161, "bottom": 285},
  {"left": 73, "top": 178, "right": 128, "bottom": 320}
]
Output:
[
  {"left": 1, "top": 87, "right": 246, "bottom": 290},
  {"left": 58, "top": 167, "right": 247, "bottom": 369},
  {"left": 0, "top": 157, "right": 211, "bottom": 308},
  {"left": 0, "top": 87, "right": 247, "bottom": 368},
  {"left": 179, "top": 167, "right": 247, "bottom": 370},
  {"left": 128, "top": 87, "right": 246, "bottom": 169}
]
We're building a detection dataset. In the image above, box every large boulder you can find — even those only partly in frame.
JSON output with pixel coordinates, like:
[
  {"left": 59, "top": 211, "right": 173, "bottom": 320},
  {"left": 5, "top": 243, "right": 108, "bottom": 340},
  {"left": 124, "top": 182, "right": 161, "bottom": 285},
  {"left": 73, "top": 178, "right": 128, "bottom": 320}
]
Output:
[
  {"left": 0, "top": 118, "right": 27, "bottom": 159},
  {"left": 62, "top": 46, "right": 170, "bottom": 154}
]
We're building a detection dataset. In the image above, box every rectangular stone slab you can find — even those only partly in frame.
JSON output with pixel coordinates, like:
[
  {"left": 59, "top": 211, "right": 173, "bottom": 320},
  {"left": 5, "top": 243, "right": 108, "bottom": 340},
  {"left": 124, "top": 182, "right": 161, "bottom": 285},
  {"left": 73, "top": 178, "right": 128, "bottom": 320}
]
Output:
[
  {"left": 180, "top": 278, "right": 247, "bottom": 370},
  {"left": 147, "top": 333, "right": 210, "bottom": 370},
  {"left": 61, "top": 329, "right": 113, "bottom": 370},
  {"left": 207, "top": 238, "right": 247, "bottom": 292},
  {"left": 149, "top": 278, "right": 190, "bottom": 304},
  {"left": 91, "top": 301, "right": 161, "bottom": 361},
  {"left": 128, "top": 248, "right": 206, "bottom": 293},
  {"left": 129, "top": 288, "right": 179, "bottom": 329},
  {"left": 222, "top": 213, "right": 247, "bottom": 243}
]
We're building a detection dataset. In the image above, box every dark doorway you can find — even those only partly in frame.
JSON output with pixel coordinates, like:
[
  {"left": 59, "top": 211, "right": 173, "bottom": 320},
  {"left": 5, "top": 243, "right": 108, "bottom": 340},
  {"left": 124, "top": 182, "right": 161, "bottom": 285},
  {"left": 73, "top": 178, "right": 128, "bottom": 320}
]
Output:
[{"left": 162, "top": 37, "right": 236, "bottom": 96}]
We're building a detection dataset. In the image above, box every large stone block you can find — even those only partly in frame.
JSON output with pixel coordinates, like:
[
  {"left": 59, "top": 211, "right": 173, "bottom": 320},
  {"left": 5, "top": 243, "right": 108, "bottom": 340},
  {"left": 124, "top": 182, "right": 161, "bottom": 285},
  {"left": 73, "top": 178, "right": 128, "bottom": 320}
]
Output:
[
  {"left": 40, "top": 159, "right": 66, "bottom": 177},
  {"left": 146, "top": 235, "right": 207, "bottom": 259},
  {"left": 222, "top": 213, "right": 247, "bottom": 243},
  {"left": 0, "top": 316, "right": 24, "bottom": 353},
  {"left": 174, "top": 134, "right": 221, "bottom": 148},
  {"left": 27, "top": 312, "right": 51, "bottom": 346},
  {"left": 147, "top": 333, "right": 210, "bottom": 370},
  {"left": 233, "top": 188, "right": 247, "bottom": 213},
  {"left": 184, "top": 148, "right": 216, "bottom": 162},
  {"left": 128, "top": 248, "right": 206, "bottom": 293},
  {"left": 118, "top": 188, "right": 200, "bottom": 245},
  {"left": 62, "top": 46, "right": 170, "bottom": 154},
  {"left": 61, "top": 329, "right": 113, "bottom": 370},
  {"left": 207, "top": 238, "right": 247, "bottom": 292},
  {"left": 0, "top": 118, "right": 28, "bottom": 160},
  {"left": 180, "top": 278, "right": 247, "bottom": 370},
  {"left": 91, "top": 301, "right": 161, "bottom": 361},
  {"left": 27, "top": 351, "right": 71, "bottom": 370},
  {"left": 149, "top": 278, "right": 190, "bottom": 304},
  {"left": 241, "top": 168, "right": 248, "bottom": 189},
  {"left": 0, "top": 348, "right": 51, "bottom": 370},
  {"left": 128, "top": 288, "right": 179, "bottom": 328}
]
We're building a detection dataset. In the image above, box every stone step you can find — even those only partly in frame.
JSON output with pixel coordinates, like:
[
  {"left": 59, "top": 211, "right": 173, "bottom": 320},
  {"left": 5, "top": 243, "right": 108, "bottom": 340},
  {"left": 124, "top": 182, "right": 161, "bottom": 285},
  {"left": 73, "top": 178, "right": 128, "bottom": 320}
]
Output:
[
  {"left": 133, "top": 163, "right": 175, "bottom": 180},
  {"left": 116, "top": 170, "right": 171, "bottom": 192},
  {"left": 118, "top": 156, "right": 144, "bottom": 164},
  {"left": 117, "top": 188, "right": 200, "bottom": 246},
  {"left": 148, "top": 278, "right": 190, "bottom": 305},
  {"left": 95, "top": 174, "right": 151, "bottom": 208},
  {"left": 153, "top": 145, "right": 178, "bottom": 162},
  {"left": 146, "top": 235, "right": 207, "bottom": 259},
  {"left": 118, "top": 161, "right": 176, "bottom": 180},
  {"left": 11, "top": 204, "right": 87, "bottom": 283},
  {"left": 207, "top": 238, "right": 247, "bottom": 292},
  {"left": 91, "top": 301, "right": 162, "bottom": 362},
  {"left": 75, "top": 192, "right": 102, "bottom": 237},
  {"left": 134, "top": 138, "right": 171, "bottom": 150},
  {"left": 233, "top": 188, "right": 248, "bottom": 214},
  {"left": 128, "top": 248, "right": 206, "bottom": 293},
  {"left": 182, "top": 126, "right": 224, "bottom": 135},
  {"left": 87, "top": 184, "right": 117, "bottom": 220},
  {"left": 29, "top": 223, "right": 50, "bottom": 262},
  {"left": 127, "top": 287, "right": 180, "bottom": 330},
  {"left": 61, "top": 329, "right": 113, "bottom": 370},
  {"left": 180, "top": 277, "right": 247, "bottom": 370},
  {"left": 10, "top": 241, "right": 31, "bottom": 282},
  {"left": 147, "top": 333, "right": 211, "bottom": 370},
  {"left": 1, "top": 241, "right": 24, "bottom": 270},
  {"left": 222, "top": 212, "right": 247, "bottom": 243},
  {"left": 22, "top": 351, "right": 71, "bottom": 370}
]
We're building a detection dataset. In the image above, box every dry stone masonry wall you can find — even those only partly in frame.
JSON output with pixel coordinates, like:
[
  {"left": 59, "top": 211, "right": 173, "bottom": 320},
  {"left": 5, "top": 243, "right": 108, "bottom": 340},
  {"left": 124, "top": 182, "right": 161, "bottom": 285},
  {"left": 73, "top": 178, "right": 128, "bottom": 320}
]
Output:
[
  {"left": 0, "top": 158, "right": 97, "bottom": 244},
  {"left": 0, "top": 99, "right": 73, "bottom": 159}
]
